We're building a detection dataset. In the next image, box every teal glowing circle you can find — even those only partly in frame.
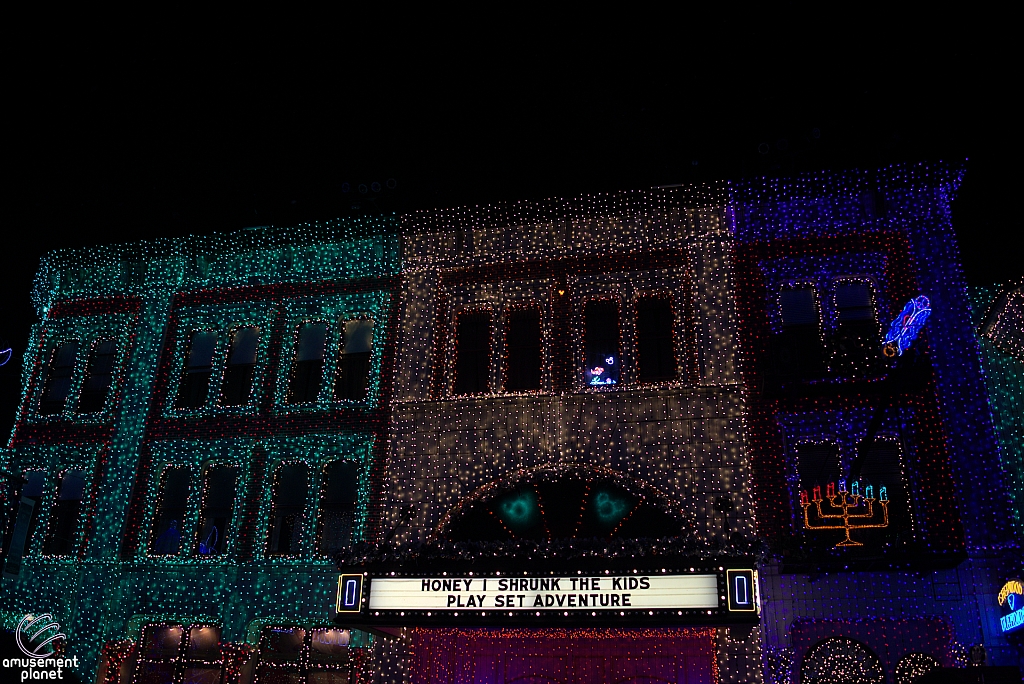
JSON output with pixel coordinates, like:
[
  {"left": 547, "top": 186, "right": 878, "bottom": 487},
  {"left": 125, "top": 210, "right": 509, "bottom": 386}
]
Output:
[
  {"left": 499, "top": 492, "right": 537, "bottom": 528},
  {"left": 593, "top": 491, "right": 629, "bottom": 524}
]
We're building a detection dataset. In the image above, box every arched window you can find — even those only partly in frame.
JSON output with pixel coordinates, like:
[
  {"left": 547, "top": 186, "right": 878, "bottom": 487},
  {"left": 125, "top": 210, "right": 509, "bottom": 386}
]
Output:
[
  {"left": 504, "top": 307, "right": 541, "bottom": 391},
  {"left": 317, "top": 461, "right": 358, "bottom": 554},
  {"left": 584, "top": 300, "right": 620, "bottom": 386},
  {"left": 196, "top": 465, "right": 238, "bottom": 556},
  {"left": 335, "top": 318, "right": 374, "bottom": 401},
  {"left": 269, "top": 463, "right": 308, "bottom": 555},
  {"left": 895, "top": 653, "right": 942, "bottom": 683},
  {"left": 43, "top": 469, "right": 87, "bottom": 555},
  {"left": 150, "top": 467, "right": 190, "bottom": 556},
  {"left": 800, "top": 637, "right": 884, "bottom": 684},
  {"left": 221, "top": 327, "right": 259, "bottom": 406},
  {"left": 2, "top": 471, "right": 46, "bottom": 572},
  {"left": 831, "top": 280, "right": 882, "bottom": 376},
  {"left": 77, "top": 339, "right": 117, "bottom": 413},
  {"left": 288, "top": 323, "right": 328, "bottom": 404},
  {"left": 774, "top": 284, "right": 824, "bottom": 380},
  {"left": 175, "top": 331, "right": 217, "bottom": 409},
  {"left": 39, "top": 341, "right": 79, "bottom": 415}
]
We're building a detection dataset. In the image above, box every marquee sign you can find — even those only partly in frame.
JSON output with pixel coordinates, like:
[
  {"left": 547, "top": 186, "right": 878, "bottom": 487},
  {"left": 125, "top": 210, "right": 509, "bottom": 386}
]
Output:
[
  {"left": 998, "top": 579, "right": 1024, "bottom": 634},
  {"left": 335, "top": 568, "right": 759, "bottom": 623}
]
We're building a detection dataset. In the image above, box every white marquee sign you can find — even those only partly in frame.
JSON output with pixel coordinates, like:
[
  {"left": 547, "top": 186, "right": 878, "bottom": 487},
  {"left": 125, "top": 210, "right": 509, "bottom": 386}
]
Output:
[{"left": 367, "top": 574, "right": 722, "bottom": 612}]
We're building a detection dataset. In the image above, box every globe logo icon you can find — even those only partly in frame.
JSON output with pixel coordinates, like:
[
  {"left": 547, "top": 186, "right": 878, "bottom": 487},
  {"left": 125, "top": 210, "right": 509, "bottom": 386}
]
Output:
[{"left": 16, "top": 614, "right": 66, "bottom": 658}]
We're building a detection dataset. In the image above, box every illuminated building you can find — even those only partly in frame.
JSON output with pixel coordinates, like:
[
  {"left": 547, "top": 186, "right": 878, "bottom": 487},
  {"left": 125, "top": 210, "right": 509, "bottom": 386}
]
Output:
[{"left": 1, "top": 163, "right": 1020, "bottom": 682}]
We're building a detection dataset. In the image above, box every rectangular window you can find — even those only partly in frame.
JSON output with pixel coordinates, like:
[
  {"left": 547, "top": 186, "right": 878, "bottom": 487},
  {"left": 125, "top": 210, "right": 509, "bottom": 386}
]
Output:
[
  {"left": 196, "top": 465, "right": 238, "bottom": 556},
  {"left": 221, "top": 327, "right": 259, "bottom": 406},
  {"left": 39, "top": 341, "right": 79, "bottom": 415},
  {"left": 150, "top": 467, "right": 190, "bottom": 556},
  {"left": 584, "top": 300, "right": 620, "bottom": 386},
  {"left": 77, "top": 339, "right": 117, "bottom": 413},
  {"left": 256, "top": 626, "right": 351, "bottom": 683},
  {"left": 43, "top": 470, "right": 87, "bottom": 555},
  {"left": 288, "top": 323, "right": 328, "bottom": 404},
  {"left": 269, "top": 463, "right": 308, "bottom": 556},
  {"left": 2, "top": 471, "right": 46, "bottom": 573},
  {"left": 175, "top": 332, "right": 217, "bottom": 410},
  {"left": 335, "top": 319, "right": 374, "bottom": 401},
  {"left": 832, "top": 281, "right": 882, "bottom": 376},
  {"left": 774, "top": 285, "right": 824, "bottom": 380},
  {"left": 504, "top": 307, "right": 541, "bottom": 391},
  {"left": 797, "top": 442, "right": 841, "bottom": 494},
  {"left": 136, "top": 624, "right": 224, "bottom": 684},
  {"left": 636, "top": 296, "right": 675, "bottom": 382},
  {"left": 454, "top": 311, "right": 491, "bottom": 395},
  {"left": 854, "top": 440, "right": 912, "bottom": 544},
  {"left": 317, "top": 461, "right": 358, "bottom": 554}
]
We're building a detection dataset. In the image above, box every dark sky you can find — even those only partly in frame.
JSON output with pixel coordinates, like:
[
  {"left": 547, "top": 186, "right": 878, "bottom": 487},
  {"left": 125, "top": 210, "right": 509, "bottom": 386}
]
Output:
[{"left": 2, "top": 30, "right": 1019, "bottom": 436}]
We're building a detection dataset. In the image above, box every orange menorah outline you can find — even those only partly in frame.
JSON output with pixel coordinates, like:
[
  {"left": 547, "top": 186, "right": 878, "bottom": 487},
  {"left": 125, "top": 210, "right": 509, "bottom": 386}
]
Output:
[{"left": 800, "top": 486, "right": 889, "bottom": 547}]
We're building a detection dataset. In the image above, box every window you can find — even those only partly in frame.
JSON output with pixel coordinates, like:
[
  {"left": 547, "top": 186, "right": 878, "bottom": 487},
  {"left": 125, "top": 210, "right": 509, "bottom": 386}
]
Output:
[
  {"left": 636, "top": 296, "right": 675, "bottom": 382},
  {"left": 335, "top": 319, "right": 374, "bottom": 402},
  {"left": 2, "top": 471, "right": 46, "bottom": 572},
  {"left": 77, "top": 339, "right": 117, "bottom": 413},
  {"left": 852, "top": 440, "right": 912, "bottom": 544},
  {"left": 196, "top": 465, "right": 238, "bottom": 556},
  {"left": 175, "top": 332, "right": 217, "bottom": 410},
  {"left": 317, "top": 461, "right": 358, "bottom": 555},
  {"left": 43, "top": 469, "right": 87, "bottom": 555},
  {"left": 255, "top": 626, "right": 352, "bottom": 684},
  {"left": 269, "top": 463, "right": 308, "bottom": 556},
  {"left": 832, "top": 281, "right": 881, "bottom": 376},
  {"left": 504, "top": 307, "right": 541, "bottom": 391},
  {"left": 454, "top": 311, "right": 491, "bottom": 395},
  {"left": 288, "top": 323, "right": 328, "bottom": 404},
  {"left": 221, "top": 327, "right": 259, "bottom": 406},
  {"left": 39, "top": 341, "right": 79, "bottom": 415},
  {"left": 150, "top": 467, "right": 190, "bottom": 556},
  {"left": 135, "top": 623, "right": 223, "bottom": 684},
  {"left": 584, "top": 300, "right": 620, "bottom": 386},
  {"left": 773, "top": 285, "right": 824, "bottom": 380},
  {"left": 797, "top": 442, "right": 841, "bottom": 497}
]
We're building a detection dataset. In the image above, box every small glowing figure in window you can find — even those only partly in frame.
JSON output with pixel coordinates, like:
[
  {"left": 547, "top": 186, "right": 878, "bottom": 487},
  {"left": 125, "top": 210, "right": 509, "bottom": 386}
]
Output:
[{"left": 589, "top": 358, "right": 618, "bottom": 385}]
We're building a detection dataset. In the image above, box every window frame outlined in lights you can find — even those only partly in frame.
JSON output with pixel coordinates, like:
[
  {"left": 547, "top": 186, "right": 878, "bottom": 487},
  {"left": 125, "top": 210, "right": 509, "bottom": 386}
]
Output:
[{"left": 336, "top": 574, "right": 365, "bottom": 614}]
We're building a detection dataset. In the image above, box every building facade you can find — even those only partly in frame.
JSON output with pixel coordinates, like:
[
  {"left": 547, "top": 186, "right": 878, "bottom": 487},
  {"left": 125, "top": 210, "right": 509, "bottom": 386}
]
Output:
[{"left": 1, "top": 164, "right": 1020, "bottom": 683}]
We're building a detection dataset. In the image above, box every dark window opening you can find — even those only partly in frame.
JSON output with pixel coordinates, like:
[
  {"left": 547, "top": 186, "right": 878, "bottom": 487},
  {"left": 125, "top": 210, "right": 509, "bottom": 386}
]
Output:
[
  {"left": 636, "top": 296, "right": 675, "bottom": 382},
  {"left": 39, "top": 342, "right": 79, "bottom": 415},
  {"left": 150, "top": 467, "right": 190, "bottom": 556},
  {"left": 797, "top": 443, "right": 841, "bottom": 494},
  {"left": 256, "top": 626, "right": 352, "bottom": 683},
  {"left": 504, "top": 308, "right": 541, "bottom": 391},
  {"left": 856, "top": 440, "right": 912, "bottom": 545},
  {"left": 221, "top": 327, "right": 259, "bottom": 406},
  {"left": 773, "top": 286, "right": 824, "bottom": 380},
  {"left": 269, "top": 463, "right": 308, "bottom": 555},
  {"left": 2, "top": 471, "right": 46, "bottom": 567},
  {"left": 77, "top": 339, "right": 117, "bottom": 413},
  {"left": 196, "top": 465, "right": 238, "bottom": 556},
  {"left": 175, "top": 332, "right": 217, "bottom": 410},
  {"left": 317, "top": 460, "right": 358, "bottom": 554},
  {"left": 584, "top": 300, "right": 620, "bottom": 386},
  {"left": 136, "top": 624, "right": 223, "bottom": 684},
  {"left": 832, "top": 281, "right": 882, "bottom": 376},
  {"left": 288, "top": 323, "right": 327, "bottom": 404},
  {"left": 43, "top": 470, "right": 87, "bottom": 555},
  {"left": 454, "top": 312, "right": 491, "bottom": 395},
  {"left": 335, "top": 319, "right": 374, "bottom": 402}
]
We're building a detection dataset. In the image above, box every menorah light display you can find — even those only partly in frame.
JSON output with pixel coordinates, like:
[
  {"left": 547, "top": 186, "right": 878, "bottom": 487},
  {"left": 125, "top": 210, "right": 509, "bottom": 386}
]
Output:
[{"left": 800, "top": 480, "right": 889, "bottom": 547}]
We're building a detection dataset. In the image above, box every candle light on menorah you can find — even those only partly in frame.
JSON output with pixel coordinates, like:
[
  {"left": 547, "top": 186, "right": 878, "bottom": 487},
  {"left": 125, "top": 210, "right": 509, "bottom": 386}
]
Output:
[{"left": 801, "top": 479, "right": 890, "bottom": 547}]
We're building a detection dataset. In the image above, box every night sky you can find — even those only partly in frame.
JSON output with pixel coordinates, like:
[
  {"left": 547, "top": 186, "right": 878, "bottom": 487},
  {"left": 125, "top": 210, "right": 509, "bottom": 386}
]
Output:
[{"left": 3, "top": 31, "right": 1019, "bottom": 436}]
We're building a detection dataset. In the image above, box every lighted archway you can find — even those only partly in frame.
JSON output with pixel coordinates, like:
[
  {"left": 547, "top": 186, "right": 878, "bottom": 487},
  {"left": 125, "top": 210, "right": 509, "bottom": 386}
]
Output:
[
  {"left": 800, "top": 636, "right": 884, "bottom": 684},
  {"left": 434, "top": 464, "right": 687, "bottom": 543}
]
